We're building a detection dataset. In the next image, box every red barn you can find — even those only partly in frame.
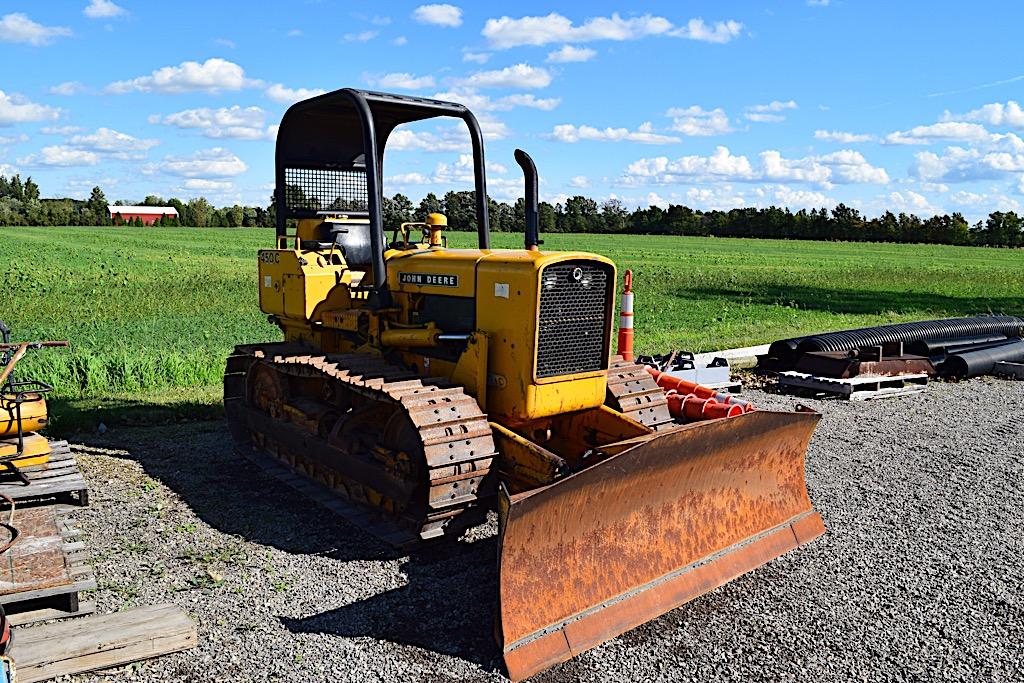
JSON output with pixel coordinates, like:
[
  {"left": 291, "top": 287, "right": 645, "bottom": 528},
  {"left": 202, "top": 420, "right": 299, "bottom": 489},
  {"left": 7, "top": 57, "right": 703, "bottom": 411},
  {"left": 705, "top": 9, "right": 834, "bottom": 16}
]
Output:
[{"left": 108, "top": 205, "right": 179, "bottom": 225}]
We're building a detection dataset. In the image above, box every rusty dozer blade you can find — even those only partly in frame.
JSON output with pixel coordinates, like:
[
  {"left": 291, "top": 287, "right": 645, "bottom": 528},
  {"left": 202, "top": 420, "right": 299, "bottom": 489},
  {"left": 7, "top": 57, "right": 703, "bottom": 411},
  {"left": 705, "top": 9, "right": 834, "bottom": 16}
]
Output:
[{"left": 496, "top": 409, "right": 823, "bottom": 681}]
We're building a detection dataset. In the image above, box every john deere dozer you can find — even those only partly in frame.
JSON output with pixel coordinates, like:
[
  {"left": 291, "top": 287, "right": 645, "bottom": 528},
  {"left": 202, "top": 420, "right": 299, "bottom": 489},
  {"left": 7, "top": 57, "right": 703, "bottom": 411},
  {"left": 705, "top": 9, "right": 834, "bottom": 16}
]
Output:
[{"left": 224, "top": 89, "right": 823, "bottom": 680}]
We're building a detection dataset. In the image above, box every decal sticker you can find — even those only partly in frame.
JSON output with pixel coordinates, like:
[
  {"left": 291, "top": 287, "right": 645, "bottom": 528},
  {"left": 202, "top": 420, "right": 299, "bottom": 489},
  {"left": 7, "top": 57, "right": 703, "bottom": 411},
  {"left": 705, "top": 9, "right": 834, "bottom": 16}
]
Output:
[
  {"left": 399, "top": 272, "right": 459, "bottom": 287},
  {"left": 264, "top": 275, "right": 272, "bottom": 288},
  {"left": 494, "top": 283, "right": 509, "bottom": 298}
]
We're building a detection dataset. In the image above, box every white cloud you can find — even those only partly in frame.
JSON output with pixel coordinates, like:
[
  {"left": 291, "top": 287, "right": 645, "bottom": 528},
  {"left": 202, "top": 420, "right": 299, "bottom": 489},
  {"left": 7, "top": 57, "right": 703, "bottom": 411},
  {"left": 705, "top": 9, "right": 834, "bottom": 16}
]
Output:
[
  {"left": 19, "top": 145, "right": 98, "bottom": 167},
  {"left": 884, "top": 121, "right": 992, "bottom": 145},
  {"left": 0, "top": 90, "right": 59, "bottom": 126},
  {"left": 622, "top": 146, "right": 888, "bottom": 188},
  {"left": 387, "top": 128, "right": 467, "bottom": 152},
  {"left": 760, "top": 150, "right": 831, "bottom": 184},
  {"left": 949, "top": 190, "right": 986, "bottom": 205},
  {"left": 546, "top": 45, "right": 596, "bottom": 63},
  {"left": 265, "top": 83, "right": 326, "bottom": 104},
  {"left": 887, "top": 190, "right": 939, "bottom": 214},
  {"left": 625, "top": 147, "right": 755, "bottom": 182},
  {"left": 815, "top": 149, "right": 890, "bottom": 183},
  {"left": 182, "top": 178, "right": 233, "bottom": 192},
  {"left": 477, "top": 116, "right": 509, "bottom": 140},
  {"left": 462, "top": 51, "right": 490, "bottom": 64},
  {"left": 83, "top": 0, "right": 125, "bottom": 19},
  {"left": 152, "top": 147, "right": 248, "bottom": 178},
  {"left": 392, "top": 36, "right": 408, "bottom": 46},
  {"left": 549, "top": 122, "right": 680, "bottom": 144},
  {"left": 909, "top": 131, "right": 1024, "bottom": 184},
  {"left": 49, "top": 81, "right": 86, "bottom": 96},
  {"left": 0, "top": 163, "right": 16, "bottom": 176},
  {"left": 41, "top": 125, "right": 82, "bottom": 135},
  {"left": 68, "top": 127, "right": 159, "bottom": 159},
  {"left": 807, "top": 0, "right": 831, "bottom": 6},
  {"left": 368, "top": 72, "right": 435, "bottom": 90},
  {"left": 432, "top": 89, "right": 560, "bottom": 111},
  {"left": 0, "top": 13, "right": 72, "bottom": 45},
  {"left": 0, "top": 133, "right": 27, "bottom": 145},
  {"left": 151, "top": 106, "right": 277, "bottom": 140},
  {"left": 772, "top": 185, "right": 836, "bottom": 209},
  {"left": 215, "top": 38, "right": 236, "bottom": 49},
  {"left": 569, "top": 175, "right": 589, "bottom": 188},
  {"left": 386, "top": 153, "right": 505, "bottom": 187},
  {"left": 343, "top": 30, "right": 378, "bottom": 42},
  {"left": 493, "top": 93, "right": 560, "bottom": 110},
  {"left": 456, "top": 63, "right": 552, "bottom": 89},
  {"left": 387, "top": 172, "right": 432, "bottom": 185},
  {"left": 815, "top": 129, "right": 875, "bottom": 143},
  {"left": 107, "top": 58, "right": 254, "bottom": 94},
  {"left": 287, "top": 29, "right": 302, "bottom": 37},
  {"left": 483, "top": 12, "right": 742, "bottom": 48},
  {"left": 745, "top": 100, "right": 797, "bottom": 123},
  {"left": 666, "top": 106, "right": 731, "bottom": 136},
  {"left": 413, "top": 4, "right": 463, "bottom": 27},
  {"left": 669, "top": 18, "right": 744, "bottom": 43},
  {"left": 942, "top": 100, "right": 1024, "bottom": 130}
]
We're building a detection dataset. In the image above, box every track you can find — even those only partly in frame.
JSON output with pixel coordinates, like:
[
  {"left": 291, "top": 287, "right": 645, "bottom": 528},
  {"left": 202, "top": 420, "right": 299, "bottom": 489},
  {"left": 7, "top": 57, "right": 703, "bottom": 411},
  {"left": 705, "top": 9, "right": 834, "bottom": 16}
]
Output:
[
  {"left": 605, "top": 355, "right": 674, "bottom": 430},
  {"left": 223, "top": 342, "right": 496, "bottom": 546}
]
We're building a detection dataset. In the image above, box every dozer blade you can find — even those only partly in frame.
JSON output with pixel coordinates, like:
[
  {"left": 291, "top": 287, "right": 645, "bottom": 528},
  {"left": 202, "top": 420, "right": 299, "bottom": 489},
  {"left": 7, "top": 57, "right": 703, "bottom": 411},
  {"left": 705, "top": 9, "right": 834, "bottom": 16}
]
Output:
[{"left": 497, "top": 409, "right": 823, "bottom": 681}]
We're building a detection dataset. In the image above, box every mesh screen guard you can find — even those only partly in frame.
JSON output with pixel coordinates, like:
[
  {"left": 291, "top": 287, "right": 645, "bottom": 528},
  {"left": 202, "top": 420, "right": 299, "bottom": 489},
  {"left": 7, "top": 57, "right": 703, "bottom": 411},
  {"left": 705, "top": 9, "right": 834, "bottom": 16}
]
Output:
[{"left": 283, "top": 167, "right": 368, "bottom": 213}]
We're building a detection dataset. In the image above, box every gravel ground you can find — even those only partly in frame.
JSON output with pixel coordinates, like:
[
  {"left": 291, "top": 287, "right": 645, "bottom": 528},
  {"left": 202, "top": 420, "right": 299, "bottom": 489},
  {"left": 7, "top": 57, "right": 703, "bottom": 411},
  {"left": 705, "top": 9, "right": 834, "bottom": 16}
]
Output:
[{"left": 51, "top": 377, "right": 1022, "bottom": 682}]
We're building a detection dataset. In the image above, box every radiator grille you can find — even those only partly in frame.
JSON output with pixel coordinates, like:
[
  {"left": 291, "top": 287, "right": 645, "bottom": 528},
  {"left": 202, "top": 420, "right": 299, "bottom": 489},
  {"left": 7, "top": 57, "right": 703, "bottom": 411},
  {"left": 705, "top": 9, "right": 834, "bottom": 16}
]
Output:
[
  {"left": 536, "top": 262, "right": 611, "bottom": 379},
  {"left": 283, "top": 167, "right": 368, "bottom": 213}
]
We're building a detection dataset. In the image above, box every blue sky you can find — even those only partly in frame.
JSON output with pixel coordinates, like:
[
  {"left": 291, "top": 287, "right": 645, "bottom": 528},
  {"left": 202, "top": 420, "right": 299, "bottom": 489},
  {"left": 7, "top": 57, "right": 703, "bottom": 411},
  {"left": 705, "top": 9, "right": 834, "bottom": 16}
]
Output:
[{"left": 1, "top": 1, "right": 1022, "bottom": 222}]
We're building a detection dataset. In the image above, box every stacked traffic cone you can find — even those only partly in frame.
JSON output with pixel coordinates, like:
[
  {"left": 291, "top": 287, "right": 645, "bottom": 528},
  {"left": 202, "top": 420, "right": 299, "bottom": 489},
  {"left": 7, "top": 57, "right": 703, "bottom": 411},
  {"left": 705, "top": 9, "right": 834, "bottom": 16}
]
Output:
[{"left": 648, "top": 367, "right": 755, "bottom": 422}]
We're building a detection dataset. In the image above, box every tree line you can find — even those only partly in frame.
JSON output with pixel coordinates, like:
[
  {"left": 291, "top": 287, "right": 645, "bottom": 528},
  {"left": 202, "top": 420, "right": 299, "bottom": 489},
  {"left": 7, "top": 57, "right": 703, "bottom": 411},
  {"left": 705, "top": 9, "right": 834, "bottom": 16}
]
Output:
[{"left": 1, "top": 174, "right": 1021, "bottom": 247}]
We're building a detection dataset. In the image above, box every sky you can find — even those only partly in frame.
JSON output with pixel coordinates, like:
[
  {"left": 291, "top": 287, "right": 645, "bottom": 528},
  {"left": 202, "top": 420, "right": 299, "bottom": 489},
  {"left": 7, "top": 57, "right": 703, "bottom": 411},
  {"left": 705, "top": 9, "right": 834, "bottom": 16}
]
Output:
[{"left": 1, "top": 1, "right": 1023, "bottom": 222}]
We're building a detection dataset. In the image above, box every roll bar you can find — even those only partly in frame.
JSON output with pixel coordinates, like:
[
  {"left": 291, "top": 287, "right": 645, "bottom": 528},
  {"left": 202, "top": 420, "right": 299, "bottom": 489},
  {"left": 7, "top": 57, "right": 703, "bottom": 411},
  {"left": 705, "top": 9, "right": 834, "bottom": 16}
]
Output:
[{"left": 275, "top": 88, "right": 491, "bottom": 306}]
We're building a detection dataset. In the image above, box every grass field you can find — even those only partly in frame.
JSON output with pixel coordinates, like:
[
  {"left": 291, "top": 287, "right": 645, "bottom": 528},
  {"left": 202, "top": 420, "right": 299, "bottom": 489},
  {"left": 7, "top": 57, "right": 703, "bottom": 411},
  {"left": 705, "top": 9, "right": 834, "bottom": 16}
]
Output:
[{"left": 4, "top": 226, "right": 1022, "bottom": 430}]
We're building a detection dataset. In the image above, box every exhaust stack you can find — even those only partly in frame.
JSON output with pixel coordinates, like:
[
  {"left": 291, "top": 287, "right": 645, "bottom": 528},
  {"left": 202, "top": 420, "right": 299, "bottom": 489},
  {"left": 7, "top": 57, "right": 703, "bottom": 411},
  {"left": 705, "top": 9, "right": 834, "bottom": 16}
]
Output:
[{"left": 515, "top": 149, "right": 540, "bottom": 251}]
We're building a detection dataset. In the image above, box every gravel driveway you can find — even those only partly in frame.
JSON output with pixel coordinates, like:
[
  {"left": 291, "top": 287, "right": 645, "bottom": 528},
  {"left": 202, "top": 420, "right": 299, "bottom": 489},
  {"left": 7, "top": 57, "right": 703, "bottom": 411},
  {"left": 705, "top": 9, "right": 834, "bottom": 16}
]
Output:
[{"left": 56, "top": 377, "right": 1022, "bottom": 682}]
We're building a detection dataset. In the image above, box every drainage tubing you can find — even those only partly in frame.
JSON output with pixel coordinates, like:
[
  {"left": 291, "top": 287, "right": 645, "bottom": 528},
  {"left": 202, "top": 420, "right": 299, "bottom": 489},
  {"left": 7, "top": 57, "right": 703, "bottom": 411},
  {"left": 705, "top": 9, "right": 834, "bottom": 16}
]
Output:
[
  {"left": 943, "top": 339, "right": 1024, "bottom": 378},
  {"left": 770, "top": 316, "right": 1024, "bottom": 363},
  {"left": 907, "top": 333, "right": 1009, "bottom": 356}
]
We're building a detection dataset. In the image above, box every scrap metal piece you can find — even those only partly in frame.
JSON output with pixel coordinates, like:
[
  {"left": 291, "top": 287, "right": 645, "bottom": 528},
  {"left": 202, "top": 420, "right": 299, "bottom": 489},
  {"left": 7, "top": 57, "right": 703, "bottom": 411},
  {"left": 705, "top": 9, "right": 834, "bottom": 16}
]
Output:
[
  {"left": 496, "top": 410, "right": 823, "bottom": 681},
  {"left": 794, "top": 350, "right": 936, "bottom": 378}
]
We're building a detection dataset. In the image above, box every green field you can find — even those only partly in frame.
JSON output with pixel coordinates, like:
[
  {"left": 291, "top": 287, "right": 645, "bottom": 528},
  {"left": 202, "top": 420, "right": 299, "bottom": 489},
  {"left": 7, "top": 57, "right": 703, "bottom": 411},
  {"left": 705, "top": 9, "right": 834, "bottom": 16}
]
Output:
[{"left": 3, "top": 226, "right": 1022, "bottom": 430}]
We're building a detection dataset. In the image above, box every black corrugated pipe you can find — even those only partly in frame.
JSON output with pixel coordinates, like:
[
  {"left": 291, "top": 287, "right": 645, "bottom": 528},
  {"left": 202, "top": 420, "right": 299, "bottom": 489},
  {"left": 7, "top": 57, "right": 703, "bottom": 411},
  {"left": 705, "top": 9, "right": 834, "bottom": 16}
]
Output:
[
  {"left": 907, "top": 334, "right": 1009, "bottom": 356},
  {"left": 515, "top": 149, "right": 540, "bottom": 251},
  {"left": 768, "top": 315, "right": 1024, "bottom": 368},
  {"left": 799, "top": 316, "right": 1024, "bottom": 354},
  {"left": 943, "top": 339, "right": 1024, "bottom": 378}
]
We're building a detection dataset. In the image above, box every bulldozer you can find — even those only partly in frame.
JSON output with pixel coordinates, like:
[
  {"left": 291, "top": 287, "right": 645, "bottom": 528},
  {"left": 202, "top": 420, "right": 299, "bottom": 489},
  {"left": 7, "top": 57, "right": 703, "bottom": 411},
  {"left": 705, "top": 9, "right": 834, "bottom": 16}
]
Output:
[{"left": 224, "top": 88, "right": 824, "bottom": 680}]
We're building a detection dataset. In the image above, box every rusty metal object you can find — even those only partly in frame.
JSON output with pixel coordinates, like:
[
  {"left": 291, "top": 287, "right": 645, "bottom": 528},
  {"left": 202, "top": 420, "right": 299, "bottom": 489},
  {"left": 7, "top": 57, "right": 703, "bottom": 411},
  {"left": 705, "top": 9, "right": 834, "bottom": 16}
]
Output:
[
  {"left": 605, "top": 356, "right": 674, "bottom": 430},
  {"left": 0, "top": 505, "right": 70, "bottom": 595},
  {"left": 496, "top": 409, "right": 823, "bottom": 681},
  {"left": 795, "top": 350, "right": 936, "bottom": 378},
  {"left": 224, "top": 342, "right": 496, "bottom": 545}
]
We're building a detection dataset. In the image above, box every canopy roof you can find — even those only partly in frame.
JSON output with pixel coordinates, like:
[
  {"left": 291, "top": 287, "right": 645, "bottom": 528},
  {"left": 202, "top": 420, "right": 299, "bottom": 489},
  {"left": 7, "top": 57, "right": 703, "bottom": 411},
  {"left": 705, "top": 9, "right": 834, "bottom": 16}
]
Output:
[{"left": 276, "top": 88, "right": 476, "bottom": 171}]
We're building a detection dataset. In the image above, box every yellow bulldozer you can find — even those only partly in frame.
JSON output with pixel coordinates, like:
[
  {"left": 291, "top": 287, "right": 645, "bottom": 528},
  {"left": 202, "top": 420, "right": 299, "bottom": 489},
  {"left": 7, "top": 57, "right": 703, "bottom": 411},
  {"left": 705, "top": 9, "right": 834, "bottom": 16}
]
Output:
[{"left": 224, "top": 88, "right": 824, "bottom": 680}]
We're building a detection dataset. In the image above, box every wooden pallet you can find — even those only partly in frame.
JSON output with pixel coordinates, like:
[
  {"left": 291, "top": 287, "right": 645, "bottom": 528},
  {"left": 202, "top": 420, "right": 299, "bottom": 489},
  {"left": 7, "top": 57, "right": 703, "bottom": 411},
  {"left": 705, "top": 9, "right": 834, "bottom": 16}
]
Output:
[
  {"left": 0, "top": 441, "right": 88, "bottom": 507},
  {"left": 0, "top": 507, "right": 96, "bottom": 625},
  {"left": 778, "top": 371, "right": 929, "bottom": 401},
  {"left": 994, "top": 361, "right": 1024, "bottom": 379},
  {"left": 10, "top": 603, "right": 196, "bottom": 683}
]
